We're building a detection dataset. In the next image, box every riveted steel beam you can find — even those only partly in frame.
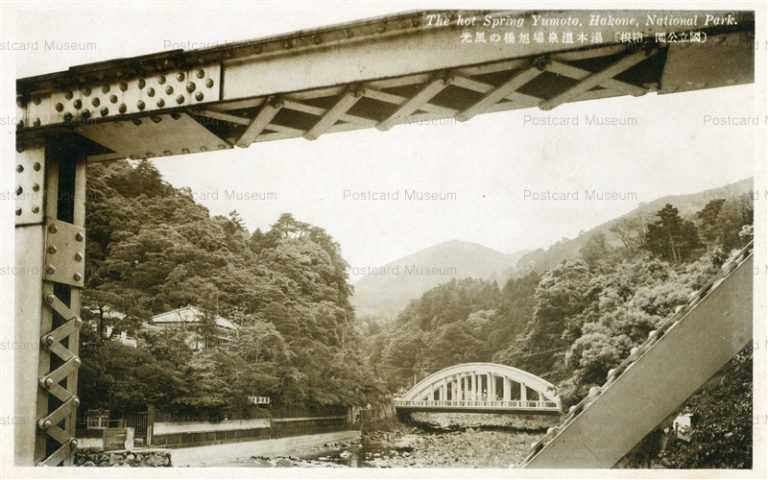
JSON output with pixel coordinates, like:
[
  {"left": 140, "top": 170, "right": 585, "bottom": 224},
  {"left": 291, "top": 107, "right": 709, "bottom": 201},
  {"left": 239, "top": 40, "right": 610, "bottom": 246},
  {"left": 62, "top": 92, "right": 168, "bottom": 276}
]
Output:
[
  {"left": 16, "top": 11, "right": 755, "bottom": 158},
  {"left": 525, "top": 247, "right": 753, "bottom": 468},
  {"left": 16, "top": 10, "right": 756, "bottom": 159},
  {"left": 20, "top": 65, "right": 221, "bottom": 129}
]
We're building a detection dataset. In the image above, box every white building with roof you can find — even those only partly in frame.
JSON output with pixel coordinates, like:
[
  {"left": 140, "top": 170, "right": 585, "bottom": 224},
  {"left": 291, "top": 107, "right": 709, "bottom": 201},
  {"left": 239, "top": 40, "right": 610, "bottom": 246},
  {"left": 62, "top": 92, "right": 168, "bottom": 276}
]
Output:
[{"left": 147, "top": 306, "right": 238, "bottom": 351}]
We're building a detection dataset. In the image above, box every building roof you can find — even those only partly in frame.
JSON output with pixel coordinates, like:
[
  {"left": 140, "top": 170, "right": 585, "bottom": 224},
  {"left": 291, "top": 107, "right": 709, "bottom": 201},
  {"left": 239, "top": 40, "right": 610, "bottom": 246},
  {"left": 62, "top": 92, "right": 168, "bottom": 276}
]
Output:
[
  {"left": 84, "top": 306, "right": 126, "bottom": 320},
  {"left": 150, "top": 306, "right": 237, "bottom": 330}
]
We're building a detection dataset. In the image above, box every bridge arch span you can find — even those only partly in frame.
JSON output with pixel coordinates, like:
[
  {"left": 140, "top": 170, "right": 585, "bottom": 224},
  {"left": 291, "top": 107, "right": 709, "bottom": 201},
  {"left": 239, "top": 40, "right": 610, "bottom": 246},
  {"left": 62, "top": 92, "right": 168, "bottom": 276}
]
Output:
[{"left": 398, "top": 362, "right": 559, "bottom": 407}]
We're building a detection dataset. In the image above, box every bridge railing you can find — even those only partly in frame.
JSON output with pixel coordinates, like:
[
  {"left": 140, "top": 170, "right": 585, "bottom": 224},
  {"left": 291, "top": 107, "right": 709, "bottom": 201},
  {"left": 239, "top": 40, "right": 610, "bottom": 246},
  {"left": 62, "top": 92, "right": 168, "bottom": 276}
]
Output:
[{"left": 393, "top": 399, "right": 561, "bottom": 411}]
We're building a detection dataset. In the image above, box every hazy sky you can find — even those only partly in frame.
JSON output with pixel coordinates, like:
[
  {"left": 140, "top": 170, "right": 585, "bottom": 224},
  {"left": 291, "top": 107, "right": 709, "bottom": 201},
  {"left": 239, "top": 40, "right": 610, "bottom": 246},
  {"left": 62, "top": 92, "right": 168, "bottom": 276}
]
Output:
[{"left": 8, "top": 1, "right": 758, "bottom": 279}]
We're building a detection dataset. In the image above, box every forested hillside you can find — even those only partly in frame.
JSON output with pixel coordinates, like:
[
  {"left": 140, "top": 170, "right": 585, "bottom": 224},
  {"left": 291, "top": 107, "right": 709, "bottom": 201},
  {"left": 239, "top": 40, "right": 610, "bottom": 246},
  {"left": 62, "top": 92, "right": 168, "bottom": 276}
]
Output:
[
  {"left": 511, "top": 178, "right": 753, "bottom": 276},
  {"left": 79, "top": 160, "right": 387, "bottom": 419},
  {"left": 368, "top": 188, "right": 754, "bottom": 468}
]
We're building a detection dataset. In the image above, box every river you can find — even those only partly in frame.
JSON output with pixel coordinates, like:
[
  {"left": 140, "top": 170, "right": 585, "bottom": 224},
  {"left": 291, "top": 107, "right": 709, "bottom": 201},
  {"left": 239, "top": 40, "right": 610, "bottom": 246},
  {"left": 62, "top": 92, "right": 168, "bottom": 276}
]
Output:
[{"left": 229, "top": 427, "right": 544, "bottom": 468}]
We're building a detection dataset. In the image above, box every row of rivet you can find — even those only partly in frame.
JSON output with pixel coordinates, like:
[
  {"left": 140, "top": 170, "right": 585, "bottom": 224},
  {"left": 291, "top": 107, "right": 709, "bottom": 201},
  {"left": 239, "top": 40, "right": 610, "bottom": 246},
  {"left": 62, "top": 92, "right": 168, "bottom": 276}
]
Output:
[
  {"left": 114, "top": 114, "right": 230, "bottom": 159},
  {"left": 46, "top": 224, "right": 84, "bottom": 283},
  {"left": 23, "top": 69, "right": 217, "bottom": 128},
  {"left": 126, "top": 142, "right": 229, "bottom": 160},
  {"left": 14, "top": 160, "right": 43, "bottom": 217}
]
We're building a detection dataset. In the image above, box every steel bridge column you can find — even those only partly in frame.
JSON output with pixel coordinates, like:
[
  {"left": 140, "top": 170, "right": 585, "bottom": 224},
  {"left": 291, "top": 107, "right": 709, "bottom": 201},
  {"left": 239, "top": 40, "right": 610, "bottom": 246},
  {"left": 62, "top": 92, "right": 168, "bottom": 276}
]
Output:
[
  {"left": 15, "top": 140, "right": 87, "bottom": 466},
  {"left": 520, "top": 383, "right": 527, "bottom": 403},
  {"left": 503, "top": 378, "right": 511, "bottom": 401}
]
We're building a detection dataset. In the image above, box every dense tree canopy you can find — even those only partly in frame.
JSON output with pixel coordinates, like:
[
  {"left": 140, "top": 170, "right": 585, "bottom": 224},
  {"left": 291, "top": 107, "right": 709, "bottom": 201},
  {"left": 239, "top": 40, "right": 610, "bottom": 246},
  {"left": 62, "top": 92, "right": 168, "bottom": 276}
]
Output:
[{"left": 80, "top": 160, "right": 385, "bottom": 418}]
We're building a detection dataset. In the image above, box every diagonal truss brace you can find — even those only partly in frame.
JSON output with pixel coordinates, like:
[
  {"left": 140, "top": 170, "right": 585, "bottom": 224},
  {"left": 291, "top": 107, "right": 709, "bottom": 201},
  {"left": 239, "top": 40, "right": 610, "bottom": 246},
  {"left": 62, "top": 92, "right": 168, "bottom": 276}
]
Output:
[
  {"left": 377, "top": 75, "right": 452, "bottom": 131},
  {"left": 539, "top": 48, "right": 657, "bottom": 111},
  {"left": 543, "top": 61, "right": 647, "bottom": 97},
  {"left": 456, "top": 66, "right": 543, "bottom": 122},
  {"left": 237, "top": 96, "right": 285, "bottom": 147},
  {"left": 304, "top": 86, "right": 366, "bottom": 140}
]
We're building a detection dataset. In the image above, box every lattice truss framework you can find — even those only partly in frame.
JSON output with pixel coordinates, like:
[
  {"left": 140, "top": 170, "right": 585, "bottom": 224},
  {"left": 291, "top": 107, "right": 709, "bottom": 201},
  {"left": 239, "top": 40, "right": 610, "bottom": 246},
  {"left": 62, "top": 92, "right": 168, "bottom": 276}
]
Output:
[
  {"left": 37, "top": 289, "right": 82, "bottom": 466},
  {"left": 196, "top": 44, "right": 659, "bottom": 151},
  {"left": 17, "top": 43, "right": 666, "bottom": 161},
  {"left": 15, "top": 143, "right": 86, "bottom": 466}
]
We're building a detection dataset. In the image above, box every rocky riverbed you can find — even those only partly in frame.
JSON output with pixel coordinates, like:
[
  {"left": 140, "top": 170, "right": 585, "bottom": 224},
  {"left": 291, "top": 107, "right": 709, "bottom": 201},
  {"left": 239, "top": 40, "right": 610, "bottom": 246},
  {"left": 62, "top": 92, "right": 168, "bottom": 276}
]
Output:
[
  {"left": 360, "top": 429, "right": 542, "bottom": 468},
  {"left": 240, "top": 428, "right": 543, "bottom": 468}
]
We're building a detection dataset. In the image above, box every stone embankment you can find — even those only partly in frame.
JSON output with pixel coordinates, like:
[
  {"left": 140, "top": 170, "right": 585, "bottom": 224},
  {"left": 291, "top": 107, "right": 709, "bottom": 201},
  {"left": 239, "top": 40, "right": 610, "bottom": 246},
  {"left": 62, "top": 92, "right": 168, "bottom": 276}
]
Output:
[{"left": 409, "top": 412, "right": 559, "bottom": 430}]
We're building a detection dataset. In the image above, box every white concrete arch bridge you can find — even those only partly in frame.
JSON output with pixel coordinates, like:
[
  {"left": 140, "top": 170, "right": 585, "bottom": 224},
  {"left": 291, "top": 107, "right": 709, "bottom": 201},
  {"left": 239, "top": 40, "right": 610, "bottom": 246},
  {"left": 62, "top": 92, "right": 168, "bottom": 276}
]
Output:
[
  {"left": 393, "top": 363, "right": 561, "bottom": 415},
  {"left": 14, "top": 8, "right": 755, "bottom": 467}
]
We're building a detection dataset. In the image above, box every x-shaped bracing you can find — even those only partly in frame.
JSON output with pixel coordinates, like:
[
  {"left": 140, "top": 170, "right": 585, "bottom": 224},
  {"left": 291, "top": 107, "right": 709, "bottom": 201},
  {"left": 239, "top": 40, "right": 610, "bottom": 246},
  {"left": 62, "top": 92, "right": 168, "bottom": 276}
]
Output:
[
  {"left": 37, "top": 289, "right": 82, "bottom": 466},
  {"left": 204, "top": 46, "right": 657, "bottom": 148}
]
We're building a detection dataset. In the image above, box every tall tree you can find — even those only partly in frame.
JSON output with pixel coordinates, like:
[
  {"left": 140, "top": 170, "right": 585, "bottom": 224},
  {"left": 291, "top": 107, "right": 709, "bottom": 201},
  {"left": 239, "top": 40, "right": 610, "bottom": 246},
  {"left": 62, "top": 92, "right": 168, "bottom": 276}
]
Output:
[{"left": 644, "top": 204, "right": 703, "bottom": 263}]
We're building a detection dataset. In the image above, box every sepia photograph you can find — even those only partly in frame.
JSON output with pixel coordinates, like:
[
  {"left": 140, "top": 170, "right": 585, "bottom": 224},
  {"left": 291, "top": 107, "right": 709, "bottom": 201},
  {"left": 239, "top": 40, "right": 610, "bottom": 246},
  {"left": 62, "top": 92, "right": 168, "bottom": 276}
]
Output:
[{"left": 1, "top": 0, "right": 766, "bottom": 476}]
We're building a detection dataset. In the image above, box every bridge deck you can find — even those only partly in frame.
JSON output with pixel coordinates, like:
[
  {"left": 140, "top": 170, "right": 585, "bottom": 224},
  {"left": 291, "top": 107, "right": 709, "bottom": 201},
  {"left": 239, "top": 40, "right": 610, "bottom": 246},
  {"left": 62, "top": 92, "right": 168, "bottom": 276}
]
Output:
[{"left": 394, "top": 399, "right": 561, "bottom": 415}]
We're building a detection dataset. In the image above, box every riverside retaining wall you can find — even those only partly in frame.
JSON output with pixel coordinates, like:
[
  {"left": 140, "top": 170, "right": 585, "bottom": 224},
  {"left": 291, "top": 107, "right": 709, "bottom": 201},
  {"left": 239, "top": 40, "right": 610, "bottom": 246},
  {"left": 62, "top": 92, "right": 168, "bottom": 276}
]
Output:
[{"left": 151, "top": 415, "right": 349, "bottom": 448}]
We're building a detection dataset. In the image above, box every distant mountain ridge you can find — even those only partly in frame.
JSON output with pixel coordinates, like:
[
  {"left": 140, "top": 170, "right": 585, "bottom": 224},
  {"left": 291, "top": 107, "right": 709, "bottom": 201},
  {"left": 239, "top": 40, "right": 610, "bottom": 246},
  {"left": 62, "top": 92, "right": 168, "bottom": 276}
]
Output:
[
  {"left": 510, "top": 178, "right": 754, "bottom": 277},
  {"left": 351, "top": 240, "right": 528, "bottom": 320},
  {"left": 352, "top": 178, "right": 753, "bottom": 321}
]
